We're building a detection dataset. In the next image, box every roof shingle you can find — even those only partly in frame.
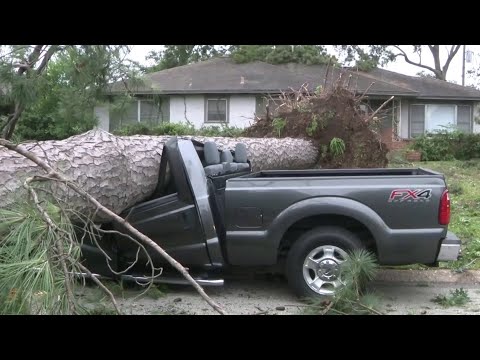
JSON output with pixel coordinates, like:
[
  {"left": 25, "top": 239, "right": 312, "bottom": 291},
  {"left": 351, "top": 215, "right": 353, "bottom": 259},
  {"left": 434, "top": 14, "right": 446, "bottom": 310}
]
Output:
[{"left": 109, "top": 57, "right": 480, "bottom": 100}]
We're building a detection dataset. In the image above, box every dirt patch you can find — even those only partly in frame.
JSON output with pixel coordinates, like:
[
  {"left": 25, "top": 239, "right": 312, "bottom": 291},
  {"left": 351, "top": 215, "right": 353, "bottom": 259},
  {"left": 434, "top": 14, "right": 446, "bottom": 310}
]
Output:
[{"left": 244, "top": 85, "right": 389, "bottom": 168}]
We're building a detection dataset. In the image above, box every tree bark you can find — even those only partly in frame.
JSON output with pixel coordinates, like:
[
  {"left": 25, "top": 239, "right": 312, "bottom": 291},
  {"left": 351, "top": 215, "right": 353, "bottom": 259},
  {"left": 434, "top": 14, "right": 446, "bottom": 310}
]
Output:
[{"left": 0, "top": 129, "right": 318, "bottom": 219}]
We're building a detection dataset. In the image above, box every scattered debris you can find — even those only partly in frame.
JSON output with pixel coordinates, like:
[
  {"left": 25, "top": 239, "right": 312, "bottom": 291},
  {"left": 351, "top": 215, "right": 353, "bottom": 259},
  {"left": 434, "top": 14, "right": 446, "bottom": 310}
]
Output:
[{"left": 431, "top": 288, "right": 470, "bottom": 307}]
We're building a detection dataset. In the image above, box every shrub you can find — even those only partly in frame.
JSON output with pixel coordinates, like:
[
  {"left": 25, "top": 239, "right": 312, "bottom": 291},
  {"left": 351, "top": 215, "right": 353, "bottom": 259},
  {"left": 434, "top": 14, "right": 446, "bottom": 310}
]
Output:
[
  {"left": 412, "top": 129, "right": 480, "bottom": 161},
  {"left": 114, "top": 122, "right": 245, "bottom": 138},
  {"left": 196, "top": 125, "right": 245, "bottom": 138},
  {"left": 112, "top": 123, "right": 153, "bottom": 136},
  {"left": 152, "top": 123, "right": 195, "bottom": 136}
]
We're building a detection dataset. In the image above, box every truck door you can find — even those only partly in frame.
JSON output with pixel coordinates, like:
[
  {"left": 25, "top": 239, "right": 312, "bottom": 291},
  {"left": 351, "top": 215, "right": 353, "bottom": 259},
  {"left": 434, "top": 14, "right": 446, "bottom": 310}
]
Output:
[{"left": 113, "top": 138, "right": 212, "bottom": 269}]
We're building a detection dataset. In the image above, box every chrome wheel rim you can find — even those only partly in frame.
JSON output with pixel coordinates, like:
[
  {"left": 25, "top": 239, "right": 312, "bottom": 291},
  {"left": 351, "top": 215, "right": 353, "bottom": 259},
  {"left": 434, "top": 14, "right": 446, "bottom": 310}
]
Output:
[{"left": 302, "top": 245, "right": 348, "bottom": 296}]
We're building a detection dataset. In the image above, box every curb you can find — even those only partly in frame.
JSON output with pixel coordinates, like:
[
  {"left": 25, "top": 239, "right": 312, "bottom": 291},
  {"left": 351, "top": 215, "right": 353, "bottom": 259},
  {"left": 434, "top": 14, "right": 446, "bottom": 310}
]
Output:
[{"left": 375, "top": 269, "right": 480, "bottom": 285}]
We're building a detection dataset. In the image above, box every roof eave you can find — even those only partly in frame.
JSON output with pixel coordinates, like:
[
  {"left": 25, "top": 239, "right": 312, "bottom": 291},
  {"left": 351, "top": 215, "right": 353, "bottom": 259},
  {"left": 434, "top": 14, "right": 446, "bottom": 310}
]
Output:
[{"left": 416, "top": 96, "right": 480, "bottom": 101}]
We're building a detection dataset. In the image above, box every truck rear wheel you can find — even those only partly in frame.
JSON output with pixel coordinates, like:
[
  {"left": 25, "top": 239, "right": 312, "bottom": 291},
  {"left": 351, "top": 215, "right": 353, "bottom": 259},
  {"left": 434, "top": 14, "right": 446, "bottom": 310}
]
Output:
[{"left": 285, "top": 226, "right": 365, "bottom": 299}]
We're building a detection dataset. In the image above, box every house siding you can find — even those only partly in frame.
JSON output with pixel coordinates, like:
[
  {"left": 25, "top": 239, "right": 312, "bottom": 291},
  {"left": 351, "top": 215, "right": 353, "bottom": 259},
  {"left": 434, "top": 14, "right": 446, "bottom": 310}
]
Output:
[
  {"left": 170, "top": 95, "right": 205, "bottom": 128},
  {"left": 228, "top": 95, "right": 256, "bottom": 128}
]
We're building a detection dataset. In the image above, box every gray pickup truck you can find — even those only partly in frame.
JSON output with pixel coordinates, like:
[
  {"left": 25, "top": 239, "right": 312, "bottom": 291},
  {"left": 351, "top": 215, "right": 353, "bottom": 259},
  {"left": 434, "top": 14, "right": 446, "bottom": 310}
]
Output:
[{"left": 81, "top": 137, "right": 461, "bottom": 298}]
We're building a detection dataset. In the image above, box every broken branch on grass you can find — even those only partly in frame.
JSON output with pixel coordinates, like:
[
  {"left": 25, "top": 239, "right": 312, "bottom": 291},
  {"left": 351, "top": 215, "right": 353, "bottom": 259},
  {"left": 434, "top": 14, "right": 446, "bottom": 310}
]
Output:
[
  {"left": 0, "top": 138, "right": 228, "bottom": 315},
  {"left": 76, "top": 262, "right": 121, "bottom": 314},
  {"left": 24, "top": 175, "right": 122, "bottom": 314},
  {"left": 356, "top": 302, "right": 384, "bottom": 315},
  {"left": 24, "top": 176, "right": 78, "bottom": 314}
]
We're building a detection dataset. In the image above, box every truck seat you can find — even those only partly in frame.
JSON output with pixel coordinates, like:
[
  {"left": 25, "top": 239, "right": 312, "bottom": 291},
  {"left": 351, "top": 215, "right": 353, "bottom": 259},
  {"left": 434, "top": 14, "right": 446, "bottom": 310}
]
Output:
[
  {"left": 234, "top": 143, "right": 250, "bottom": 171},
  {"left": 221, "top": 150, "right": 238, "bottom": 172},
  {"left": 203, "top": 141, "right": 224, "bottom": 176}
]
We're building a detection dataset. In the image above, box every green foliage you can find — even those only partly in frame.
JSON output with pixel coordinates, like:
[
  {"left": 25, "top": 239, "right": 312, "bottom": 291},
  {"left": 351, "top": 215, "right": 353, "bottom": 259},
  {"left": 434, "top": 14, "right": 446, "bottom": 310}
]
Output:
[
  {"left": 329, "top": 137, "right": 346, "bottom": 157},
  {"left": 412, "top": 129, "right": 480, "bottom": 161},
  {"left": 197, "top": 125, "right": 244, "bottom": 138},
  {"left": 80, "top": 303, "right": 118, "bottom": 315},
  {"left": 140, "top": 285, "right": 166, "bottom": 300},
  {"left": 306, "top": 115, "right": 318, "bottom": 136},
  {"left": 448, "top": 182, "right": 464, "bottom": 196},
  {"left": 0, "top": 201, "right": 81, "bottom": 315},
  {"left": 304, "top": 249, "right": 381, "bottom": 315},
  {"left": 322, "top": 110, "right": 336, "bottom": 122},
  {"left": 391, "top": 160, "right": 480, "bottom": 271},
  {"left": 231, "top": 45, "right": 336, "bottom": 65},
  {"left": 320, "top": 144, "right": 329, "bottom": 159},
  {"left": 272, "top": 117, "right": 286, "bottom": 137},
  {"left": 144, "top": 45, "right": 231, "bottom": 73},
  {"left": 113, "top": 122, "right": 245, "bottom": 138},
  {"left": 112, "top": 122, "right": 154, "bottom": 136},
  {"left": 431, "top": 288, "right": 470, "bottom": 307},
  {"left": 335, "top": 45, "right": 395, "bottom": 71},
  {"left": 0, "top": 45, "right": 141, "bottom": 140}
]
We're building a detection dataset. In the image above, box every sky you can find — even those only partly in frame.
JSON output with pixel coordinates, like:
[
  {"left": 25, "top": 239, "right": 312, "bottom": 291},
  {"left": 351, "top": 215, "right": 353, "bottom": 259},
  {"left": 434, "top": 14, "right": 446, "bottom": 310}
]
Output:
[{"left": 127, "top": 45, "right": 480, "bottom": 86}]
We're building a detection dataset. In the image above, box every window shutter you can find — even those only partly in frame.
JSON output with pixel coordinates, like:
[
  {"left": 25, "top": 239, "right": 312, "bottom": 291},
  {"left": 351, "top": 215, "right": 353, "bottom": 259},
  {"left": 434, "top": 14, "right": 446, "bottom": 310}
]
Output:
[
  {"left": 410, "top": 104, "right": 425, "bottom": 137},
  {"left": 457, "top": 105, "right": 472, "bottom": 133}
]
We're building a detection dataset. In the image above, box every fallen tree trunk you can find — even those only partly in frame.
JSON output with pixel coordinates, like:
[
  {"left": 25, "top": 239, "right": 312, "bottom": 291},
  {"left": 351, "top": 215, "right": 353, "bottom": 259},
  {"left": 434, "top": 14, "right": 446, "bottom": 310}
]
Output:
[{"left": 0, "top": 129, "right": 318, "bottom": 218}]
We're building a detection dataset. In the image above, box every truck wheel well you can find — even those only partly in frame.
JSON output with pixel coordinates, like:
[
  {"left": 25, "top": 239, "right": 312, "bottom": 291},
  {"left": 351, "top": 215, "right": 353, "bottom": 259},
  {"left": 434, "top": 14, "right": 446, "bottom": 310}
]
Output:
[{"left": 277, "top": 215, "right": 377, "bottom": 261}]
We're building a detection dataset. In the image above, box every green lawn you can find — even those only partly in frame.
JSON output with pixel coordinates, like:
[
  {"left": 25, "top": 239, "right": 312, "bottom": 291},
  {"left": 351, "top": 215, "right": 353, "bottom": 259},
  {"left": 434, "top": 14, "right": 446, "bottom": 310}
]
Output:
[{"left": 410, "top": 160, "right": 480, "bottom": 270}]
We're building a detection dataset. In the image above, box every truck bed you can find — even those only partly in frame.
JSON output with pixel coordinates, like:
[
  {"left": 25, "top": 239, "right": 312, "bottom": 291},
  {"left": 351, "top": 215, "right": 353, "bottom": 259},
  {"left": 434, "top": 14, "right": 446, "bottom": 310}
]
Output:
[
  {"left": 224, "top": 166, "right": 449, "bottom": 266},
  {"left": 240, "top": 168, "right": 442, "bottom": 178}
]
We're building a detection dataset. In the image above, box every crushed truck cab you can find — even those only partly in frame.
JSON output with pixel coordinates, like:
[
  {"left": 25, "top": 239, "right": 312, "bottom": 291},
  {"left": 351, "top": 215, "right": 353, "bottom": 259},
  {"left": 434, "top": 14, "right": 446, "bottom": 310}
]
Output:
[{"left": 80, "top": 137, "right": 461, "bottom": 298}]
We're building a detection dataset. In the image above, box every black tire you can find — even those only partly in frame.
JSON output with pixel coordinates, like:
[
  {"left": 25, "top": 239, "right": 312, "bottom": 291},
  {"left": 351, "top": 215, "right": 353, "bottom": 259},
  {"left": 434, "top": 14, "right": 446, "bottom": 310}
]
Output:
[{"left": 285, "top": 226, "right": 365, "bottom": 299}]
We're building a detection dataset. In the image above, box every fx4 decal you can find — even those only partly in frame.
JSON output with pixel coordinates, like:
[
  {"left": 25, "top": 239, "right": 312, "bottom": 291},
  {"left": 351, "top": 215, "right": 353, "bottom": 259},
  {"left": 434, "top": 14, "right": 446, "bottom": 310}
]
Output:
[{"left": 389, "top": 189, "right": 432, "bottom": 202}]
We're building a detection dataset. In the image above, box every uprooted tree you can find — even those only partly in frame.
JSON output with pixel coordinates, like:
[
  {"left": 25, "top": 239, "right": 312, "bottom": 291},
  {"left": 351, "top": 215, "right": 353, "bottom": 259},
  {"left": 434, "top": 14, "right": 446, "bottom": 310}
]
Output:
[
  {"left": 245, "top": 82, "right": 390, "bottom": 169},
  {"left": 0, "top": 77, "right": 390, "bottom": 314}
]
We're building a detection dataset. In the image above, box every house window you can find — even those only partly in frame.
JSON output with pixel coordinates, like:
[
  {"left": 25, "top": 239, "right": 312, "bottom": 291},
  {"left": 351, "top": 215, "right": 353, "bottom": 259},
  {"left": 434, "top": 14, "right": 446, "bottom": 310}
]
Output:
[
  {"left": 206, "top": 98, "right": 228, "bottom": 122},
  {"left": 425, "top": 104, "right": 456, "bottom": 132},
  {"left": 410, "top": 104, "right": 472, "bottom": 137},
  {"left": 254, "top": 95, "right": 282, "bottom": 118},
  {"left": 109, "top": 98, "right": 165, "bottom": 131},
  {"left": 139, "top": 100, "right": 162, "bottom": 126}
]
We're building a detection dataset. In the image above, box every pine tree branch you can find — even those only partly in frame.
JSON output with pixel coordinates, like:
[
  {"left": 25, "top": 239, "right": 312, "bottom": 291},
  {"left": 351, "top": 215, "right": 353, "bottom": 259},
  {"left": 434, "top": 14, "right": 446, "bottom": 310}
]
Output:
[
  {"left": 2, "top": 103, "right": 25, "bottom": 140},
  {"left": 76, "top": 262, "right": 121, "bottom": 314},
  {"left": 24, "top": 177, "right": 122, "bottom": 315},
  {"left": 24, "top": 176, "right": 78, "bottom": 315},
  {"left": 1, "top": 45, "right": 46, "bottom": 139},
  {"left": 356, "top": 302, "right": 384, "bottom": 315},
  {"left": 36, "top": 46, "right": 59, "bottom": 75}
]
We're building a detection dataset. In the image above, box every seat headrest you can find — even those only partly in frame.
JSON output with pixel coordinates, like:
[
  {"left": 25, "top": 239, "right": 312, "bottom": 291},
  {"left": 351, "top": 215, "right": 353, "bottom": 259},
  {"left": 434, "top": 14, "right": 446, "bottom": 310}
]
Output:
[
  {"left": 220, "top": 150, "right": 234, "bottom": 163},
  {"left": 204, "top": 141, "right": 220, "bottom": 165},
  {"left": 234, "top": 143, "right": 248, "bottom": 163}
]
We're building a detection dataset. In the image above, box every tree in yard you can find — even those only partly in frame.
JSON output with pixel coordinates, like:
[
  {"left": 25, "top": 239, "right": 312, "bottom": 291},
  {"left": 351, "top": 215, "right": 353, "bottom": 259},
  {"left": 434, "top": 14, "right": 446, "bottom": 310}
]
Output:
[
  {"left": 334, "top": 45, "right": 396, "bottom": 71},
  {"left": 392, "top": 45, "right": 462, "bottom": 81},
  {"left": 144, "top": 45, "right": 337, "bottom": 70},
  {"left": 230, "top": 45, "right": 336, "bottom": 65},
  {"left": 336, "top": 45, "right": 462, "bottom": 81},
  {"left": 144, "top": 45, "right": 231, "bottom": 73},
  {"left": 0, "top": 45, "right": 141, "bottom": 141}
]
